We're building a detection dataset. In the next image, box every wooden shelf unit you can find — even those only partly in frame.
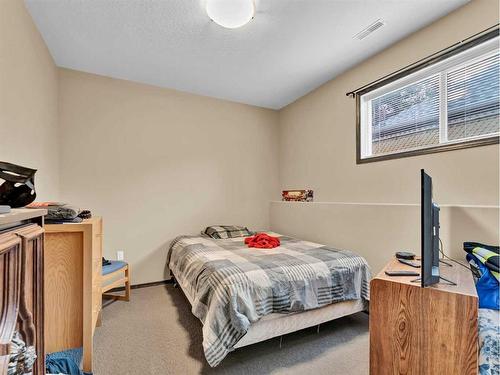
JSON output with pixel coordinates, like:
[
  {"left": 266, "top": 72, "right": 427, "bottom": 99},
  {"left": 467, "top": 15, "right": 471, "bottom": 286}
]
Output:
[{"left": 44, "top": 217, "right": 103, "bottom": 374}]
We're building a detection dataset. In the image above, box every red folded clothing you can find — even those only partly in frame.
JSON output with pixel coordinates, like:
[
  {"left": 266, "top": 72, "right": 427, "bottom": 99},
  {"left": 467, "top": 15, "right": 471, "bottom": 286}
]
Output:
[{"left": 245, "top": 233, "right": 280, "bottom": 249}]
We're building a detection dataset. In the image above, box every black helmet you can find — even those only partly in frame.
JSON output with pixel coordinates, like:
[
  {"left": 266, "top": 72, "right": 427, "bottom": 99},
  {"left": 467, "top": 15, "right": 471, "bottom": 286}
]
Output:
[{"left": 0, "top": 161, "right": 37, "bottom": 208}]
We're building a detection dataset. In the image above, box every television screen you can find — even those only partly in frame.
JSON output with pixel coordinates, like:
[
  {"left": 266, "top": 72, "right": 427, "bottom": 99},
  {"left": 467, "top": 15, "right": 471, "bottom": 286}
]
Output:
[{"left": 421, "top": 169, "right": 440, "bottom": 287}]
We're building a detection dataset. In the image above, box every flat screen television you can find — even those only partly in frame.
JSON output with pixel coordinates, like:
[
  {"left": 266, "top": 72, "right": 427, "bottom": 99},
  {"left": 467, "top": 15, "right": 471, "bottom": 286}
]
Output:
[{"left": 421, "top": 169, "right": 441, "bottom": 287}]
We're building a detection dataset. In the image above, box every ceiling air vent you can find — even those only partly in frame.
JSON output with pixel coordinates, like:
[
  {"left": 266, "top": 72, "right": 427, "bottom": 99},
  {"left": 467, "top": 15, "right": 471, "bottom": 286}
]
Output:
[{"left": 354, "top": 19, "right": 386, "bottom": 40}]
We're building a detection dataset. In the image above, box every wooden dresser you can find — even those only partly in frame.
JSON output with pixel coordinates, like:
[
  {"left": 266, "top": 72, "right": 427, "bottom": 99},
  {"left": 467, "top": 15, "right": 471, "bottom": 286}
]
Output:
[
  {"left": 0, "top": 209, "right": 46, "bottom": 375},
  {"left": 370, "top": 257, "right": 478, "bottom": 375},
  {"left": 44, "top": 217, "right": 102, "bottom": 373}
]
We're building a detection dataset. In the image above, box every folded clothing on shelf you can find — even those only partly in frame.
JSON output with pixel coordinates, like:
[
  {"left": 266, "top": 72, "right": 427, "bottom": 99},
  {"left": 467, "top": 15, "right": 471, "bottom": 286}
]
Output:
[
  {"left": 27, "top": 202, "right": 92, "bottom": 221},
  {"left": 47, "top": 205, "right": 81, "bottom": 220}
]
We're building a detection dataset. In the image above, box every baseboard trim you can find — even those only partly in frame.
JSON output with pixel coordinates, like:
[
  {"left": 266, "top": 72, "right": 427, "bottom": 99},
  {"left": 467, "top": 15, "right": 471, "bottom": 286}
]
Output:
[{"left": 106, "top": 279, "right": 173, "bottom": 293}]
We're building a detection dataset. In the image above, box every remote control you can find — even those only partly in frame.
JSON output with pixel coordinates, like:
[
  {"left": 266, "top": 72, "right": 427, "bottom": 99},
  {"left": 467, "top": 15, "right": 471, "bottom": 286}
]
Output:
[
  {"left": 395, "top": 251, "right": 416, "bottom": 260},
  {"left": 397, "top": 258, "right": 421, "bottom": 268},
  {"left": 385, "top": 270, "right": 420, "bottom": 277}
]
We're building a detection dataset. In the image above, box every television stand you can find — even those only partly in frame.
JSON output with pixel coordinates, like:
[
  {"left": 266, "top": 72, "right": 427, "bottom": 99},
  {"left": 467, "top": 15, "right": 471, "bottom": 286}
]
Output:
[
  {"left": 370, "top": 257, "right": 478, "bottom": 375},
  {"left": 410, "top": 275, "right": 457, "bottom": 286}
]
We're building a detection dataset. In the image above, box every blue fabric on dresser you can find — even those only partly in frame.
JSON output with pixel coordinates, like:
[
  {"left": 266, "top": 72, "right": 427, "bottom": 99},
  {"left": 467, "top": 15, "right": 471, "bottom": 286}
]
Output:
[
  {"left": 479, "top": 308, "right": 500, "bottom": 375},
  {"left": 467, "top": 254, "right": 500, "bottom": 310},
  {"left": 102, "top": 260, "right": 127, "bottom": 275}
]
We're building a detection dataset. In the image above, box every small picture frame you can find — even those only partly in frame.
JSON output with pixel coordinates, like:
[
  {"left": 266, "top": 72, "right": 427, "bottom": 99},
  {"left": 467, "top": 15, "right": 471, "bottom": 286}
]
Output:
[{"left": 282, "top": 190, "right": 313, "bottom": 202}]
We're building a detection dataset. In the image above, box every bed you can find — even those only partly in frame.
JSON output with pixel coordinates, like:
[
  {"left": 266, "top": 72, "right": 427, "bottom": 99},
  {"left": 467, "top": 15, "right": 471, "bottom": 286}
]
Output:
[{"left": 167, "top": 231, "right": 370, "bottom": 367}]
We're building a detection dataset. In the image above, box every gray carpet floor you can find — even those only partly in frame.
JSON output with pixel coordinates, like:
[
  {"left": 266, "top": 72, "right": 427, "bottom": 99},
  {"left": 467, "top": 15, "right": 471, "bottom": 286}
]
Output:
[{"left": 93, "top": 285, "right": 369, "bottom": 375}]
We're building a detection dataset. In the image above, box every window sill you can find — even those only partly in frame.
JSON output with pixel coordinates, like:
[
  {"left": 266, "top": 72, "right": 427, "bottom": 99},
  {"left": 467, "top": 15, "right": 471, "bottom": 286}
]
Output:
[{"left": 357, "top": 135, "right": 499, "bottom": 164}]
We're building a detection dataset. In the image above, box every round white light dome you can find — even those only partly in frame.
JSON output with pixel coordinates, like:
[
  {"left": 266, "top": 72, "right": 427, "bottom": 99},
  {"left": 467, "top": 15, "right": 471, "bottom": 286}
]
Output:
[{"left": 206, "top": 0, "right": 255, "bottom": 29}]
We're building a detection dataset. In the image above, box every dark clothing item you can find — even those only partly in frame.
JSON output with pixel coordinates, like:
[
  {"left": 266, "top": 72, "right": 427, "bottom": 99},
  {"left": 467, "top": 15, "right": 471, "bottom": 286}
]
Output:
[
  {"left": 45, "top": 217, "right": 83, "bottom": 224},
  {"left": 27, "top": 202, "right": 81, "bottom": 220},
  {"left": 464, "top": 242, "right": 499, "bottom": 274},
  {"left": 102, "top": 257, "right": 112, "bottom": 267},
  {"left": 464, "top": 242, "right": 499, "bottom": 254},
  {"left": 46, "top": 205, "right": 81, "bottom": 220},
  {"left": 78, "top": 210, "right": 92, "bottom": 219}
]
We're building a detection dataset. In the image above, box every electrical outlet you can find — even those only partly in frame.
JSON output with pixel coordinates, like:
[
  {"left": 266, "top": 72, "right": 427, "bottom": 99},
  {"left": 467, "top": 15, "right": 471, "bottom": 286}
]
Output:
[{"left": 116, "top": 250, "right": 124, "bottom": 261}]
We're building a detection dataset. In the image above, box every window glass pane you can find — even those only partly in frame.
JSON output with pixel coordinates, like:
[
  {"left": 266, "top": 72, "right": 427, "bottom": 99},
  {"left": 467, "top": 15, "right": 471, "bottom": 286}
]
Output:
[
  {"left": 370, "top": 75, "right": 440, "bottom": 156},
  {"left": 447, "top": 53, "right": 500, "bottom": 141}
]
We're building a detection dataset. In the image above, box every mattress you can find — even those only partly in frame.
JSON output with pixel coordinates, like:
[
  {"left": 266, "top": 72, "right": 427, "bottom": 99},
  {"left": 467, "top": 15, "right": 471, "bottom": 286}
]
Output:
[{"left": 173, "top": 268, "right": 367, "bottom": 349}]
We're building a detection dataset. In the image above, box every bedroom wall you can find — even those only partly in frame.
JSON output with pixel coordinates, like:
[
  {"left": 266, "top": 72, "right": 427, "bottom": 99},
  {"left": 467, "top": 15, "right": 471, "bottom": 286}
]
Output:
[
  {"left": 58, "top": 68, "right": 280, "bottom": 284},
  {"left": 0, "top": 0, "right": 60, "bottom": 200},
  {"left": 273, "top": 0, "right": 500, "bottom": 274}
]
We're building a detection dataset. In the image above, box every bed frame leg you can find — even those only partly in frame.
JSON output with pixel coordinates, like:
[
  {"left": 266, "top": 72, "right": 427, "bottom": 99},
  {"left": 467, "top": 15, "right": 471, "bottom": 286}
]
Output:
[
  {"left": 279, "top": 336, "right": 283, "bottom": 349},
  {"left": 172, "top": 277, "right": 178, "bottom": 288},
  {"left": 317, "top": 324, "right": 320, "bottom": 334}
]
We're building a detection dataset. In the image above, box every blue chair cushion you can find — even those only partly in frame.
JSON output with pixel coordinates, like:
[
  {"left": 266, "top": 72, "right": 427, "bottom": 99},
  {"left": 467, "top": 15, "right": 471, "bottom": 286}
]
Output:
[{"left": 102, "top": 260, "right": 127, "bottom": 276}]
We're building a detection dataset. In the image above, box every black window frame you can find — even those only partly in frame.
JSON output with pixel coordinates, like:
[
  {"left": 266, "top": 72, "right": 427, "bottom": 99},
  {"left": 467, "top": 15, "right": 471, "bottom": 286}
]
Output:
[{"left": 355, "top": 28, "right": 500, "bottom": 164}]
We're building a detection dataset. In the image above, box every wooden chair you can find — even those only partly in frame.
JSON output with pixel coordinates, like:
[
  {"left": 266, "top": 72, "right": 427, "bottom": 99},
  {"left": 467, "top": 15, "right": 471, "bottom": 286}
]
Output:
[{"left": 102, "top": 261, "right": 131, "bottom": 301}]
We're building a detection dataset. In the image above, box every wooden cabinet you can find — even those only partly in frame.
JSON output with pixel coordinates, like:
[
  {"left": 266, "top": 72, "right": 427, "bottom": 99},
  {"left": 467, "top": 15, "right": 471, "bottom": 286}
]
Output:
[
  {"left": 370, "top": 257, "right": 478, "bottom": 375},
  {"left": 0, "top": 209, "right": 46, "bottom": 375},
  {"left": 44, "top": 217, "right": 103, "bottom": 374}
]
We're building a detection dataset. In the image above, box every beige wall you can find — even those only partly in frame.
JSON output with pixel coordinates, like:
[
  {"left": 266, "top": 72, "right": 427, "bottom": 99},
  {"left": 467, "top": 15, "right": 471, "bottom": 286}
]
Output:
[
  {"left": 0, "top": 0, "right": 60, "bottom": 200},
  {"left": 279, "top": 0, "right": 499, "bottom": 206},
  {"left": 3, "top": 0, "right": 498, "bottom": 283},
  {"left": 270, "top": 202, "right": 499, "bottom": 275},
  {"left": 274, "top": 0, "right": 499, "bottom": 273},
  {"left": 58, "top": 69, "right": 280, "bottom": 284}
]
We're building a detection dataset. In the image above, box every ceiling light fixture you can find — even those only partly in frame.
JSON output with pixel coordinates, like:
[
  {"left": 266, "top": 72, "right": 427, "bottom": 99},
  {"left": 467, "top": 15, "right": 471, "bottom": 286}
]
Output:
[{"left": 206, "top": 0, "right": 255, "bottom": 29}]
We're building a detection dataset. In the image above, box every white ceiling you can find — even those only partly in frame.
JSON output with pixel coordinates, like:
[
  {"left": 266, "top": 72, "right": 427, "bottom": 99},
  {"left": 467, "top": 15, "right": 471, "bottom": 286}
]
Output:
[{"left": 25, "top": 0, "right": 469, "bottom": 109}]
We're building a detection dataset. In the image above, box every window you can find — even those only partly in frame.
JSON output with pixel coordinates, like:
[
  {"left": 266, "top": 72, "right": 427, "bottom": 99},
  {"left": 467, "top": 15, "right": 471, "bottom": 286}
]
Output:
[{"left": 358, "top": 36, "right": 499, "bottom": 162}]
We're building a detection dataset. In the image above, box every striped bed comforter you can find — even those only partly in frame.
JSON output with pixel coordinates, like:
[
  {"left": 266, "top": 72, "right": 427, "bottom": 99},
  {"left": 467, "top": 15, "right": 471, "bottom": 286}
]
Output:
[{"left": 167, "top": 233, "right": 371, "bottom": 367}]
